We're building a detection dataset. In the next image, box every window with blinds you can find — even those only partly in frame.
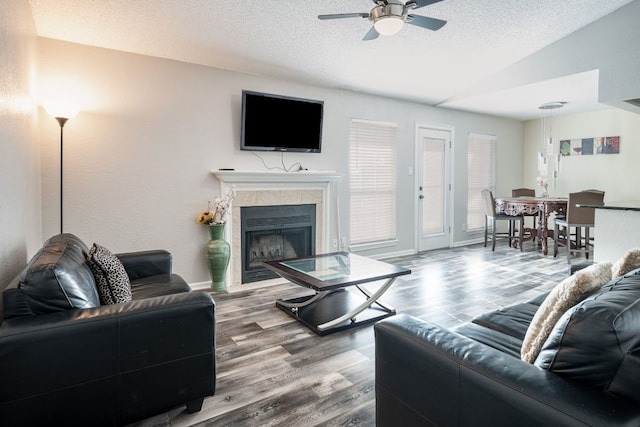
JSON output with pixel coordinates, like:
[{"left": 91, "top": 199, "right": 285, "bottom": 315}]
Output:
[
  {"left": 467, "top": 133, "right": 497, "bottom": 231},
  {"left": 349, "top": 119, "right": 397, "bottom": 246}
]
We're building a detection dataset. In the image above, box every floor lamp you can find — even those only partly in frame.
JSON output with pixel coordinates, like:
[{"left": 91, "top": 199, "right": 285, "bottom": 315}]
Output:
[{"left": 43, "top": 101, "right": 79, "bottom": 234}]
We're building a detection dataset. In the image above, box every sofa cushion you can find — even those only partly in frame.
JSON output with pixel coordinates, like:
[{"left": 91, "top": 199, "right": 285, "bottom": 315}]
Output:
[
  {"left": 454, "top": 322, "right": 523, "bottom": 357},
  {"left": 87, "top": 243, "right": 132, "bottom": 305},
  {"left": 521, "top": 262, "right": 612, "bottom": 363},
  {"left": 612, "top": 248, "right": 640, "bottom": 278},
  {"left": 535, "top": 273, "right": 640, "bottom": 405},
  {"left": 470, "top": 300, "right": 541, "bottom": 340},
  {"left": 130, "top": 274, "right": 191, "bottom": 299},
  {"left": 45, "top": 233, "right": 91, "bottom": 257},
  {"left": 3, "top": 234, "right": 100, "bottom": 319}
]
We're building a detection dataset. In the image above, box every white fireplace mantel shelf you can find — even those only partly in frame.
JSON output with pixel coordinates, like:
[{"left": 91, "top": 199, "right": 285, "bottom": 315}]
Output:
[{"left": 212, "top": 169, "right": 342, "bottom": 184}]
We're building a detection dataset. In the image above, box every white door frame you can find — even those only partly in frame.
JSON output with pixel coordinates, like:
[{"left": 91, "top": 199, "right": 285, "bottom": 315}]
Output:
[{"left": 414, "top": 123, "right": 454, "bottom": 252}]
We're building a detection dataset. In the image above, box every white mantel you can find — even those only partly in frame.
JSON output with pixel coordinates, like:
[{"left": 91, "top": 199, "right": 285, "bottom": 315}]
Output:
[
  {"left": 213, "top": 170, "right": 342, "bottom": 185},
  {"left": 212, "top": 170, "right": 342, "bottom": 290}
]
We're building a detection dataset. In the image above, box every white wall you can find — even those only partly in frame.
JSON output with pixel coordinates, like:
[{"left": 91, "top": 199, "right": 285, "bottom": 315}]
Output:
[
  {"left": 524, "top": 108, "right": 640, "bottom": 201},
  {"left": 36, "top": 38, "right": 523, "bottom": 285},
  {"left": 0, "top": 1, "right": 41, "bottom": 287}
]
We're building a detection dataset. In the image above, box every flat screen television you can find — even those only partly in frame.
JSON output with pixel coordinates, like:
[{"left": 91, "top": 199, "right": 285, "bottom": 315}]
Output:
[{"left": 241, "top": 90, "right": 323, "bottom": 153}]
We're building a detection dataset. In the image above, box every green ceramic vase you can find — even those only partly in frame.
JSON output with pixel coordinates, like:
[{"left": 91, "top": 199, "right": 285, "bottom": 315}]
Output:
[{"left": 205, "top": 224, "right": 230, "bottom": 292}]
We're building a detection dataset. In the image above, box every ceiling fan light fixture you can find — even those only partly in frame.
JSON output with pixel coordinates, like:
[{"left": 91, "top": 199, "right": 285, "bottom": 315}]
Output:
[
  {"left": 374, "top": 15, "right": 404, "bottom": 36},
  {"left": 538, "top": 101, "right": 566, "bottom": 110}
]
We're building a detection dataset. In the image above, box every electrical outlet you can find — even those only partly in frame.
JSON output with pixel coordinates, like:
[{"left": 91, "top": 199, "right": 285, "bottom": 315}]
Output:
[
  {"left": 332, "top": 238, "right": 338, "bottom": 249},
  {"left": 341, "top": 237, "right": 348, "bottom": 249}
]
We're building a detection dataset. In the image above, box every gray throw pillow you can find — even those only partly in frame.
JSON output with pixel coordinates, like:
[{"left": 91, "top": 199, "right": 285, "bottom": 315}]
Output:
[
  {"left": 535, "top": 274, "right": 640, "bottom": 405},
  {"left": 521, "top": 262, "right": 612, "bottom": 363},
  {"left": 87, "top": 243, "right": 132, "bottom": 305}
]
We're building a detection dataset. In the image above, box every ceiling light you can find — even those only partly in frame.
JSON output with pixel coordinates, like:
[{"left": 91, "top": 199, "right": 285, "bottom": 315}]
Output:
[
  {"left": 374, "top": 16, "right": 404, "bottom": 36},
  {"left": 538, "top": 101, "right": 566, "bottom": 111},
  {"left": 538, "top": 101, "right": 567, "bottom": 189}
]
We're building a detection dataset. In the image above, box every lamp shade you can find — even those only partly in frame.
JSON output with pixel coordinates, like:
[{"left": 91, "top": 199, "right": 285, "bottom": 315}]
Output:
[
  {"left": 374, "top": 16, "right": 404, "bottom": 36},
  {"left": 42, "top": 100, "right": 79, "bottom": 120}
]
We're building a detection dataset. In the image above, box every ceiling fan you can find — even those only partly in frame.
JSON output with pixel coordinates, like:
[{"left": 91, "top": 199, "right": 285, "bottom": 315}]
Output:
[{"left": 318, "top": 0, "right": 447, "bottom": 41}]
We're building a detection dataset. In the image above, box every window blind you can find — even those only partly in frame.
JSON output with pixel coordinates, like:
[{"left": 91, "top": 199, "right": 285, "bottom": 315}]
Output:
[
  {"left": 467, "top": 133, "right": 497, "bottom": 231},
  {"left": 349, "top": 120, "right": 397, "bottom": 245}
]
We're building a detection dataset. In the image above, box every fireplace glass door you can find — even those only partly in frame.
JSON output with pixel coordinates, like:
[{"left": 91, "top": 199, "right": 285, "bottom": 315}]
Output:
[{"left": 241, "top": 204, "right": 316, "bottom": 283}]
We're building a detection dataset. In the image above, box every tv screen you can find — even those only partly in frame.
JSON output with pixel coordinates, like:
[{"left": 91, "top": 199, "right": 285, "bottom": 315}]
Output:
[{"left": 241, "top": 90, "right": 323, "bottom": 153}]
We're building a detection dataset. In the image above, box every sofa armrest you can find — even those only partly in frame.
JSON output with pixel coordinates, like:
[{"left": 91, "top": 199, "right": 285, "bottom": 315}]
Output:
[
  {"left": 374, "top": 314, "right": 640, "bottom": 427},
  {"left": 0, "top": 291, "right": 215, "bottom": 425},
  {"left": 117, "top": 249, "right": 172, "bottom": 280}
]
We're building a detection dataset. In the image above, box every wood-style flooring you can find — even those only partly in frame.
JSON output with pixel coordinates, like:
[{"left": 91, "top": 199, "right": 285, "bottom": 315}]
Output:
[{"left": 132, "top": 241, "right": 576, "bottom": 427}]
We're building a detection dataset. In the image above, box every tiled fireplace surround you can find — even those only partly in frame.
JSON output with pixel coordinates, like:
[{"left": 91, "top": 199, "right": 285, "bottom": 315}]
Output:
[{"left": 213, "top": 170, "right": 341, "bottom": 290}]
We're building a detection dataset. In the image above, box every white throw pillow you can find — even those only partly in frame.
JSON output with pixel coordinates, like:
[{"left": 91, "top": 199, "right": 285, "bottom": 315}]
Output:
[
  {"left": 521, "top": 262, "right": 612, "bottom": 363},
  {"left": 611, "top": 248, "right": 640, "bottom": 278}
]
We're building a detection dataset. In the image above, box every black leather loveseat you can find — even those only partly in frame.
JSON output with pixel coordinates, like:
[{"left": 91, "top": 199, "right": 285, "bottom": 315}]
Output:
[
  {"left": 375, "top": 264, "right": 640, "bottom": 426},
  {"left": 0, "top": 234, "right": 216, "bottom": 426}
]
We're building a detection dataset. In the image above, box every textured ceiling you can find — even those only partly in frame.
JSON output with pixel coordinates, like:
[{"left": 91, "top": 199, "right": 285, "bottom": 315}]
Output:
[{"left": 28, "top": 0, "right": 635, "bottom": 120}]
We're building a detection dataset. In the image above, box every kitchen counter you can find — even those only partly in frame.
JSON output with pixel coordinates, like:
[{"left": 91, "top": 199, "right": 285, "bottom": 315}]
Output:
[
  {"left": 579, "top": 200, "right": 640, "bottom": 211},
  {"left": 585, "top": 201, "right": 640, "bottom": 262}
]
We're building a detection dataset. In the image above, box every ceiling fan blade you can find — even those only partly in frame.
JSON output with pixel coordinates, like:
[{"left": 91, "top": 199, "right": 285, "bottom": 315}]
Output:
[
  {"left": 407, "top": 15, "right": 447, "bottom": 31},
  {"left": 318, "top": 13, "right": 369, "bottom": 20},
  {"left": 363, "top": 26, "right": 380, "bottom": 41},
  {"left": 407, "top": 0, "right": 445, "bottom": 9}
]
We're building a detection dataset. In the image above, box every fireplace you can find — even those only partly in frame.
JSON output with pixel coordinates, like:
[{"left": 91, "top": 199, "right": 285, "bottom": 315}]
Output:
[
  {"left": 241, "top": 204, "right": 316, "bottom": 284},
  {"left": 213, "top": 169, "right": 341, "bottom": 289}
]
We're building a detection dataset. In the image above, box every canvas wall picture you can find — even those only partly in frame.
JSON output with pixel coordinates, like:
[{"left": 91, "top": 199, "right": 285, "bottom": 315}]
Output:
[{"left": 560, "top": 136, "right": 619, "bottom": 156}]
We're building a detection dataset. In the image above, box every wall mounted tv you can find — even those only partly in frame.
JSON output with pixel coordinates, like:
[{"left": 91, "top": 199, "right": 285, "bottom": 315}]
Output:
[{"left": 241, "top": 90, "right": 324, "bottom": 153}]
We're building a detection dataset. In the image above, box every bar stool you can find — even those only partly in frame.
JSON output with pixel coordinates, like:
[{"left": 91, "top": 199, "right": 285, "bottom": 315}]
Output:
[
  {"left": 554, "top": 190, "right": 604, "bottom": 263},
  {"left": 482, "top": 189, "right": 524, "bottom": 251}
]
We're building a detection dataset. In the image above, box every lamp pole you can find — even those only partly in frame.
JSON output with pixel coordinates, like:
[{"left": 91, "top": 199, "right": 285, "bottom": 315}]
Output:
[
  {"left": 55, "top": 117, "right": 69, "bottom": 234},
  {"left": 43, "top": 100, "right": 78, "bottom": 236}
]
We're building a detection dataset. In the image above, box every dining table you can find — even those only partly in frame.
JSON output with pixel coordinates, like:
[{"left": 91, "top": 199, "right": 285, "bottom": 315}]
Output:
[{"left": 494, "top": 196, "right": 568, "bottom": 255}]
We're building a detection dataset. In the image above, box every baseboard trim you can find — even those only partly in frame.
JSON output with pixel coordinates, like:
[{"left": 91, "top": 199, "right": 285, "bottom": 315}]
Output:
[
  {"left": 454, "top": 238, "right": 484, "bottom": 247},
  {"left": 189, "top": 243, "right": 482, "bottom": 291},
  {"left": 189, "top": 281, "right": 211, "bottom": 291}
]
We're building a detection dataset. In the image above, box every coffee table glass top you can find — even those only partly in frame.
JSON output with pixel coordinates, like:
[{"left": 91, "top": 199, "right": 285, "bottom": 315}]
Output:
[{"left": 264, "top": 252, "right": 410, "bottom": 291}]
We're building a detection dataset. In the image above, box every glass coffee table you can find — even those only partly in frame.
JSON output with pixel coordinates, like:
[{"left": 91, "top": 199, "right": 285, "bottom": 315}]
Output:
[{"left": 263, "top": 252, "right": 411, "bottom": 335}]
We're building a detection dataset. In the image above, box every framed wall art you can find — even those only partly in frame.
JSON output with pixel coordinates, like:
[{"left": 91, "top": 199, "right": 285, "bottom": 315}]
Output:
[{"left": 559, "top": 136, "right": 619, "bottom": 156}]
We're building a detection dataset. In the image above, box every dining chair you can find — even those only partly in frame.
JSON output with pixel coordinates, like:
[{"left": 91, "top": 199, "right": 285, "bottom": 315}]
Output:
[
  {"left": 512, "top": 188, "right": 537, "bottom": 241},
  {"left": 553, "top": 190, "right": 605, "bottom": 263},
  {"left": 582, "top": 189, "right": 605, "bottom": 196},
  {"left": 481, "top": 189, "right": 524, "bottom": 251},
  {"left": 511, "top": 188, "right": 536, "bottom": 197},
  {"left": 554, "top": 188, "right": 605, "bottom": 239}
]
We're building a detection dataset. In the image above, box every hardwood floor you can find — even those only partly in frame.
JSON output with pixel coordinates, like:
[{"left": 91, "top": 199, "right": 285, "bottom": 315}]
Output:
[{"left": 132, "top": 242, "right": 574, "bottom": 427}]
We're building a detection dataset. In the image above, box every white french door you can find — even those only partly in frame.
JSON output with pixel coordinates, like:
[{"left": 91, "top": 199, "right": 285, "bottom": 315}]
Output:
[{"left": 416, "top": 126, "right": 452, "bottom": 252}]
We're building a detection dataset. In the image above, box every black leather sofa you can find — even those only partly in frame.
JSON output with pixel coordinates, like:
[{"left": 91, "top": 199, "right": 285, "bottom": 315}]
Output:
[
  {"left": 0, "top": 234, "right": 216, "bottom": 426},
  {"left": 375, "top": 268, "right": 640, "bottom": 426}
]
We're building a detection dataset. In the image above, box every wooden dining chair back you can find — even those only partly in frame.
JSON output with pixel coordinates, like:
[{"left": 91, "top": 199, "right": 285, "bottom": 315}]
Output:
[
  {"left": 512, "top": 188, "right": 536, "bottom": 197},
  {"left": 554, "top": 190, "right": 605, "bottom": 263},
  {"left": 512, "top": 188, "right": 537, "bottom": 240},
  {"left": 481, "top": 189, "right": 524, "bottom": 252},
  {"left": 582, "top": 189, "right": 605, "bottom": 196}
]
